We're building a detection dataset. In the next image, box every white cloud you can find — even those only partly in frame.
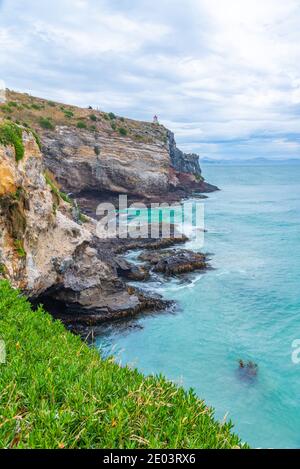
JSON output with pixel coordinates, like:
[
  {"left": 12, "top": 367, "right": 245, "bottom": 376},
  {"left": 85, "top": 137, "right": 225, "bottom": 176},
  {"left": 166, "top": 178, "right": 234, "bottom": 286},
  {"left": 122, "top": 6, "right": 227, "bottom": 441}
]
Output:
[{"left": 0, "top": 0, "right": 299, "bottom": 159}]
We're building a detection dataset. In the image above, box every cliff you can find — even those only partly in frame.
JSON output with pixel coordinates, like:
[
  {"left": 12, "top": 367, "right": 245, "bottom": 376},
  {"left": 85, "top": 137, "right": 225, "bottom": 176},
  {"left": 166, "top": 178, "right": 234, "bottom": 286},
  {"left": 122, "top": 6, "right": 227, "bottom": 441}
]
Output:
[
  {"left": 0, "top": 91, "right": 217, "bottom": 322},
  {"left": 0, "top": 122, "right": 165, "bottom": 321},
  {"left": 1, "top": 90, "right": 218, "bottom": 205}
]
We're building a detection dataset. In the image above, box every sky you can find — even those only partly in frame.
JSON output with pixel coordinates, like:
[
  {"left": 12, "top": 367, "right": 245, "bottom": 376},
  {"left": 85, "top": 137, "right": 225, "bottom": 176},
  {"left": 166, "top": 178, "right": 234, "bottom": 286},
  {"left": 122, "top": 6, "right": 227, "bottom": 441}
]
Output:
[{"left": 0, "top": 0, "right": 300, "bottom": 160}]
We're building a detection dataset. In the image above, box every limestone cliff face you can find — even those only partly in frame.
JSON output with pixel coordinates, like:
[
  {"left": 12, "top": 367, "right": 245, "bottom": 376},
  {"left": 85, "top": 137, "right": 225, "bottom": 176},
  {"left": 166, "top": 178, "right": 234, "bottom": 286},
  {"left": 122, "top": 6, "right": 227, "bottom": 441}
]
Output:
[
  {"left": 0, "top": 126, "right": 156, "bottom": 320},
  {"left": 42, "top": 126, "right": 170, "bottom": 197}
]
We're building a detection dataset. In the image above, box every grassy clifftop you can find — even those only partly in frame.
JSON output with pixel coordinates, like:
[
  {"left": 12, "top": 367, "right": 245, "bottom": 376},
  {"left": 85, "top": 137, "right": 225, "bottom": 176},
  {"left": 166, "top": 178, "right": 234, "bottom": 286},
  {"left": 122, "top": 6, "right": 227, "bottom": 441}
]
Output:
[
  {"left": 0, "top": 281, "right": 246, "bottom": 449},
  {"left": 0, "top": 90, "right": 168, "bottom": 146}
]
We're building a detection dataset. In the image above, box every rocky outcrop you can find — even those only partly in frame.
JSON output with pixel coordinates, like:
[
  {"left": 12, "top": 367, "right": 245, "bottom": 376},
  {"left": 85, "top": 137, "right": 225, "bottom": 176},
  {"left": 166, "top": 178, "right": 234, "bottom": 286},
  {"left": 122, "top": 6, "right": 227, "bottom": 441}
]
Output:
[
  {"left": 167, "top": 130, "right": 202, "bottom": 177},
  {"left": 167, "top": 130, "right": 218, "bottom": 193},
  {"left": 138, "top": 249, "right": 208, "bottom": 276}
]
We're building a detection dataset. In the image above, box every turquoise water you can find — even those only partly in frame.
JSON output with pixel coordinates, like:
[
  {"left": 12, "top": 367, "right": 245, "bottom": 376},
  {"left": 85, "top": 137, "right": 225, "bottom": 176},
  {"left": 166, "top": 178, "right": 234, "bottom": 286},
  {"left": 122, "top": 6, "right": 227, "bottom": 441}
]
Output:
[{"left": 95, "top": 164, "right": 300, "bottom": 449}]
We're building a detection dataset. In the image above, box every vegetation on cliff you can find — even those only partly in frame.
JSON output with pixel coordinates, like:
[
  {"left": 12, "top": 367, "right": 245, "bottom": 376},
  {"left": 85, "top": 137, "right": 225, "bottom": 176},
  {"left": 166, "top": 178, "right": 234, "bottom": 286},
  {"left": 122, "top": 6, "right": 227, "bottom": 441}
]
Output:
[
  {"left": 0, "top": 121, "right": 24, "bottom": 162},
  {"left": 0, "top": 281, "right": 246, "bottom": 449},
  {"left": 0, "top": 120, "right": 42, "bottom": 163},
  {"left": 0, "top": 90, "right": 168, "bottom": 145}
]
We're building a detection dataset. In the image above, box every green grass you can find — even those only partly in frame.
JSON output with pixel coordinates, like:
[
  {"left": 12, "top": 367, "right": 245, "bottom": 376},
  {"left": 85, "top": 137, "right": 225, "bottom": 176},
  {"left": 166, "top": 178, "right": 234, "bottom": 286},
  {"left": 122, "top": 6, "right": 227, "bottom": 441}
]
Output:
[
  {"left": 0, "top": 281, "right": 246, "bottom": 449},
  {"left": 30, "top": 128, "right": 42, "bottom": 150},
  {"left": 13, "top": 240, "right": 26, "bottom": 258},
  {"left": 0, "top": 121, "right": 24, "bottom": 162}
]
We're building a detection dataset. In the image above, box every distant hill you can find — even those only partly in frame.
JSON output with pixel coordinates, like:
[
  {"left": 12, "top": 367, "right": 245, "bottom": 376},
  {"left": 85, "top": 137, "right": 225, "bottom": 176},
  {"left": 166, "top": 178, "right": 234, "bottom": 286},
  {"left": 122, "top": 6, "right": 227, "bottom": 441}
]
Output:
[{"left": 200, "top": 157, "right": 300, "bottom": 165}]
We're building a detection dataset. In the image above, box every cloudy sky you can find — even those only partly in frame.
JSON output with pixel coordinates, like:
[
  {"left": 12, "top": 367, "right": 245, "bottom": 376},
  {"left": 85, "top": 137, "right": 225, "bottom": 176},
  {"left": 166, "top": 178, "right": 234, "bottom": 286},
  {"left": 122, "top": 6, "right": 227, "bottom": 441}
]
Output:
[{"left": 1, "top": 0, "right": 300, "bottom": 160}]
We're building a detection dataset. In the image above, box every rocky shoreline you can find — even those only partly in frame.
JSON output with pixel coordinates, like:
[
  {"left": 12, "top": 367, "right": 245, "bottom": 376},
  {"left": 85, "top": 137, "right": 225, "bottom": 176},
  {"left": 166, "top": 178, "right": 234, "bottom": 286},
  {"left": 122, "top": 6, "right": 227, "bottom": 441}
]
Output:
[
  {"left": 0, "top": 91, "right": 217, "bottom": 327},
  {"left": 38, "top": 232, "right": 210, "bottom": 327}
]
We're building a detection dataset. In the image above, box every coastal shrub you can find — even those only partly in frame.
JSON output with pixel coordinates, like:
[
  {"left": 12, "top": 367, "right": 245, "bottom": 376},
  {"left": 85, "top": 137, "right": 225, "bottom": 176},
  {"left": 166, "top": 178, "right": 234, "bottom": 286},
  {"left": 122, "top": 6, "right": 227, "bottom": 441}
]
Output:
[
  {"left": 47, "top": 101, "right": 56, "bottom": 107},
  {"left": 0, "top": 121, "right": 24, "bottom": 161},
  {"left": 39, "top": 117, "right": 55, "bottom": 130},
  {"left": 77, "top": 120, "right": 87, "bottom": 129},
  {"left": 64, "top": 110, "right": 74, "bottom": 118},
  {"left": 0, "top": 280, "right": 246, "bottom": 449},
  {"left": 111, "top": 122, "right": 116, "bottom": 131},
  {"left": 0, "top": 104, "right": 13, "bottom": 113},
  {"left": 89, "top": 114, "right": 97, "bottom": 122},
  {"left": 118, "top": 127, "right": 127, "bottom": 136},
  {"left": 108, "top": 112, "right": 116, "bottom": 120},
  {"left": 31, "top": 103, "right": 44, "bottom": 110}
]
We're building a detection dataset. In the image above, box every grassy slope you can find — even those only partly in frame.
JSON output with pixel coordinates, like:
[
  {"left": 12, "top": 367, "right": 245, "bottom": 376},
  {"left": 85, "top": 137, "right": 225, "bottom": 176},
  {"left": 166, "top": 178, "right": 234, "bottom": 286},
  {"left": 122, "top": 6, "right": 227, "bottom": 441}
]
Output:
[
  {"left": 0, "top": 281, "right": 246, "bottom": 449},
  {"left": 0, "top": 90, "right": 168, "bottom": 145}
]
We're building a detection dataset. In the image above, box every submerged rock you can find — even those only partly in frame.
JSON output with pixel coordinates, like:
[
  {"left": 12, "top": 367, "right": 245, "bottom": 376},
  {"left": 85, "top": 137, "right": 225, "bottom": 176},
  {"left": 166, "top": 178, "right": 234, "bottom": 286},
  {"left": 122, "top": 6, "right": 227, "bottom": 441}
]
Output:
[{"left": 237, "top": 360, "right": 258, "bottom": 380}]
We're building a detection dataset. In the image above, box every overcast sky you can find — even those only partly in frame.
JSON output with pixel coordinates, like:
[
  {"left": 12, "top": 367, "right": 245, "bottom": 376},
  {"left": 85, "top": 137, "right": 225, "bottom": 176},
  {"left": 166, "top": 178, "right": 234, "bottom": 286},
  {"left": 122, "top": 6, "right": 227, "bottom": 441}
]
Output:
[{"left": 1, "top": 0, "right": 300, "bottom": 159}]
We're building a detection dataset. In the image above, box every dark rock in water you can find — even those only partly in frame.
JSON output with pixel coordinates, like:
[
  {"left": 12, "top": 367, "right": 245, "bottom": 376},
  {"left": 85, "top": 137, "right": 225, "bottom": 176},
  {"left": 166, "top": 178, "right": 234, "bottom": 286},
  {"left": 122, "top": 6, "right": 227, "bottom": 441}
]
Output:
[
  {"left": 138, "top": 249, "right": 208, "bottom": 276},
  {"left": 99, "top": 223, "right": 188, "bottom": 254},
  {"left": 115, "top": 257, "right": 150, "bottom": 281},
  {"left": 43, "top": 289, "right": 172, "bottom": 326}
]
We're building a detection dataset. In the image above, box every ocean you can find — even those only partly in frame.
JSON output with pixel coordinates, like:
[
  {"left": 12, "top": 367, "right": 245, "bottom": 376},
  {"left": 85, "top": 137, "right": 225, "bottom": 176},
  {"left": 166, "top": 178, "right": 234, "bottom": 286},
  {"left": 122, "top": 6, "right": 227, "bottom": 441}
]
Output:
[{"left": 95, "top": 164, "right": 300, "bottom": 449}]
